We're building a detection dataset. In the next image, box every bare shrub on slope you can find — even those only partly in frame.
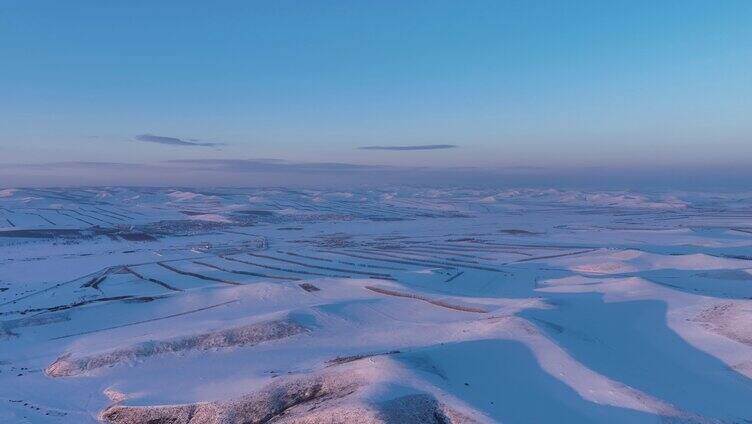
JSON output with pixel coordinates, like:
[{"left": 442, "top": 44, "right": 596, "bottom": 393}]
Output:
[
  {"left": 693, "top": 301, "right": 752, "bottom": 346},
  {"left": 47, "top": 319, "right": 307, "bottom": 377},
  {"left": 364, "top": 286, "right": 488, "bottom": 313},
  {"left": 99, "top": 359, "right": 480, "bottom": 424}
]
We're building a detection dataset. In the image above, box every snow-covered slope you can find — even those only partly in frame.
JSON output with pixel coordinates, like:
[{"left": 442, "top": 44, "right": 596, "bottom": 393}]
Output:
[{"left": 2, "top": 187, "right": 752, "bottom": 423}]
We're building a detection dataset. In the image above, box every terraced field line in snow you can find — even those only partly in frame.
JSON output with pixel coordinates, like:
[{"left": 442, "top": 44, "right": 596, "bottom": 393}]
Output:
[
  {"left": 277, "top": 251, "right": 335, "bottom": 262},
  {"left": 370, "top": 247, "right": 484, "bottom": 265},
  {"left": 57, "top": 210, "right": 96, "bottom": 226},
  {"left": 156, "top": 262, "right": 242, "bottom": 285},
  {"left": 322, "top": 250, "right": 456, "bottom": 270},
  {"left": 1, "top": 255, "right": 221, "bottom": 307},
  {"left": 445, "top": 271, "right": 464, "bottom": 283},
  {"left": 81, "top": 274, "right": 108, "bottom": 290},
  {"left": 246, "top": 252, "right": 392, "bottom": 278},
  {"left": 364, "top": 286, "right": 488, "bottom": 313},
  {"left": 0, "top": 265, "right": 122, "bottom": 308},
  {"left": 50, "top": 299, "right": 240, "bottom": 340},
  {"left": 192, "top": 260, "right": 297, "bottom": 281},
  {"left": 379, "top": 245, "right": 486, "bottom": 259},
  {"left": 222, "top": 255, "right": 348, "bottom": 278},
  {"left": 27, "top": 211, "right": 57, "bottom": 226},
  {"left": 356, "top": 248, "right": 507, "bottom": 273},
  {"left": 85, "top": 207, "right": 128, "bottom": 221},
  {"left": 4, "top": 294, "right": 163, "bottom": 318},
  {"left": 471, "top": 241, "right": 599, "bottom": 250},
  {"left": 507, "top": 249, "right": 598, "bottom": 264},
  {"left": 124, "top": 266, "right": 183, "bottom": 291},
  {"left": 68, "top": 209, "right": 115, "bottom": 225},
  {"left": 280, "top": 250, "right": 408, "bottom": 271},
  {"left": 411, "top": 243, "right": 535, "bottom": 256}
]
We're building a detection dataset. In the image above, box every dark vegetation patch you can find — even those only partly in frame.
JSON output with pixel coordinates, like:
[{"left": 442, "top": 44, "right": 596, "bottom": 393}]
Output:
[
  {"left": 298, "top": 283, "right": 320, "bottom": 292},
  {"left": 499, "top": 229, "right": 542, "bottom": 236},
  {"left": 415, "top": 211, "right": 470, "bottom": 219},
  {"left": 0, "top": 229, "right": 84, "bottom": 239},
  {"left": 136, "top": 219, "right": 228, "bottom": 236},
  {"left": 309, "top": 233, "right": 356, "bottom": 248},
  {"left": 117, "top": 232, "right": 157, "bottom": 241},
  {"left": 0, "top": 226, "right": 155, "bottom": 241},
  {"left": 326, "top": 350, "right": 401, "bottom": 366},
  {"left": 368, "top": 217, "right": 408, "bottom": 222},
  {"left": 236, "top": 210, "right": 276, "bottom": 217},
  {"left": 229, "top": 211, "right": 287, "bottom": 226}
]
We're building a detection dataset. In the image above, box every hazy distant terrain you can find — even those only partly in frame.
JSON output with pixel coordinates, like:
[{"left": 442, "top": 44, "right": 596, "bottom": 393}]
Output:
[{"left": 3, "top": 187, "right": 752, "bottom": 423}]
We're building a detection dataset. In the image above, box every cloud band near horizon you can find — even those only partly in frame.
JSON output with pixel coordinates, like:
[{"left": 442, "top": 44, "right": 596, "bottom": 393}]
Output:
[
  {"left": 358, "top": 144, "right": 457, "bottom": 151},
  {"left": 135, "top": 134, "right": 224, "bottom": 147}
]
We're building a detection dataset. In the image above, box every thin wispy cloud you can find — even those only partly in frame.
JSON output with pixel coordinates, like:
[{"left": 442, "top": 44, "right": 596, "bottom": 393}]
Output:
[
  {"left": 167, "top": 158, "right": 386, "bottom": 173},
  {"left": 134, "top": 134, "right": 224, "bottom": 147},
  {"left": 358, "top": 144, "right": 457, "bottom": 151},
  {"left": 4, "top": 161, "right": 158, "bottom": 170}
]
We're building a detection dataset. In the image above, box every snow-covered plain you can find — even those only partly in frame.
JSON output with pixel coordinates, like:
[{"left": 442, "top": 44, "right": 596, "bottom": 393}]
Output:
[{"left": 2, "top": 187, "right": 752, "bottom": 423}]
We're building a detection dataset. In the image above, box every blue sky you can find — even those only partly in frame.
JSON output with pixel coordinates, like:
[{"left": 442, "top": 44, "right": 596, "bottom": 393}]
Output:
[{"left": 1, "top": 1, "right": 751, "bottom": 185}]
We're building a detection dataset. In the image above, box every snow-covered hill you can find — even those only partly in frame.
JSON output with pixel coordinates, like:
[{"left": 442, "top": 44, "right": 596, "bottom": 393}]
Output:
[{"left": 2, "top": 187, "right": 752, "bottom": 423}]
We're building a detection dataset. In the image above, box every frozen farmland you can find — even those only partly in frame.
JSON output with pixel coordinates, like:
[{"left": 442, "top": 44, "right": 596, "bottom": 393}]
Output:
[{"left": 2, "top": 187, "right": 752, "bottom": 423}]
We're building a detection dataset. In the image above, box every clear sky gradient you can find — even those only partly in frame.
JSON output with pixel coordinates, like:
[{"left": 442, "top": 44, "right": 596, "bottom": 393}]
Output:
[{"left": 1, "top": 1, "right": 751, "bottom": 186}]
